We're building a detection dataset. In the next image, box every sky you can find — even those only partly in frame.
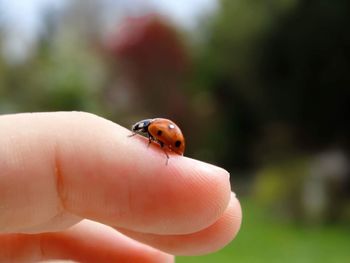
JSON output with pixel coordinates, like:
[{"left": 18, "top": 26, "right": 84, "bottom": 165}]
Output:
[
  {"left": 1, "top": 0, "right": 67, "bottom": 37},
  {"left": 0, "top": 0, "right": 68, "bottom": 62},
  {"left": 0, "top": 0, "right": 218, "bottom": 62},
  {"left": 0, "top": 0, "right": 218, "bottom": 30},
  {"left": 148, "top": 0, "right": 218, "bottom": 28}
]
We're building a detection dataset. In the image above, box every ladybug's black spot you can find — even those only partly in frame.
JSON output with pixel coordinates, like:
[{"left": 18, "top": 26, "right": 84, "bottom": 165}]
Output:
[
  {"left": 157, "top": 130, "right": 163, "bottom": 136},
  {"left": 175, "top": 140, "right": 181, "bottom": 148}
]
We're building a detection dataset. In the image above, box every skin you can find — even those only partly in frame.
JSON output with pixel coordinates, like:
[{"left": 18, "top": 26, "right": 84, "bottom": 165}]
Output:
[{"left": 0, "top": 112, "right": 242, "bottom": 263}]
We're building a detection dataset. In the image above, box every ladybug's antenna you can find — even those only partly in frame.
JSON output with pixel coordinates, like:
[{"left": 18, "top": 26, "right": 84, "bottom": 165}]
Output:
[{"left": 128, "top": 133, "right": 137, "bottom": 137}]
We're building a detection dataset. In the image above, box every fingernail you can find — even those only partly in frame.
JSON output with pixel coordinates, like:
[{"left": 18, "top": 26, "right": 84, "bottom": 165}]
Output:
[
  {"left": 193, "top": 158, "right": 231, "bottom": 180},
  {"left": 208, "top": 163, "right": 230, "bottom": 180}
]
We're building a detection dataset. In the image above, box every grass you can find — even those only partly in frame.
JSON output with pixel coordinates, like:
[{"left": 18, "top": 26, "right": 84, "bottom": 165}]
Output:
[{"left": 177, "top": 199, "right": 350, "bottom": 263}]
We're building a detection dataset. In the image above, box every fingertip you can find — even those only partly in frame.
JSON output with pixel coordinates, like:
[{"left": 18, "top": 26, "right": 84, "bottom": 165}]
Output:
[
  {"left": 182, "top": 193, "right": 242, "bottom": 255},
  {"left": 170, "top": 157, "right": 233, "bottom": 229}
]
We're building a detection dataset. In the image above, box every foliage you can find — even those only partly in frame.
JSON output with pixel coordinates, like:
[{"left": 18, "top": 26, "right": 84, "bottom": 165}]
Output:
[{"left": 189, "top": 0, "right": 350, "bottom": 170}]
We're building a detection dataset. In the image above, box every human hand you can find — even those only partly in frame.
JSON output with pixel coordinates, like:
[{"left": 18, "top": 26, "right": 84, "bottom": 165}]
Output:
[{"left": 0, "top": 112, "right": 242, "bottom": 263}]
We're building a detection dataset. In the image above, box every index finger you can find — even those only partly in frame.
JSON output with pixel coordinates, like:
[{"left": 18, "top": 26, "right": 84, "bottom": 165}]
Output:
[{"left": 0, "top": 112, "right": 232, "bottom": 235}]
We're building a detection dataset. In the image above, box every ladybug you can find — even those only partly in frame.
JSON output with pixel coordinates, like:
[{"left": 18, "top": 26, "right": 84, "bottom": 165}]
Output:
[{"left": 130, "top": 118, "right": 185, "bottom": 164}]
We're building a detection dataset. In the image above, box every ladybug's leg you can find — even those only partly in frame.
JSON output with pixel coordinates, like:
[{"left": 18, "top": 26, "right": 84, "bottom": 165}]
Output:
[
  {"left": 158, "top": 141, "right": 170, "bottom": 165},
  {"left": 147, "top": 134, "right": 154, "bottom": 147},
  {"left": 128, "top": 132, "right": 137, "bottom": 137},
  {"left": 163, "top": 149, "right": 170, "bottom": 165}
]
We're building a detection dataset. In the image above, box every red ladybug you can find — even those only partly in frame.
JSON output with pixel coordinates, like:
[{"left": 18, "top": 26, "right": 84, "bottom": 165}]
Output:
[{"left": 130, "top": 118, "right": 185, "bottom": 164}]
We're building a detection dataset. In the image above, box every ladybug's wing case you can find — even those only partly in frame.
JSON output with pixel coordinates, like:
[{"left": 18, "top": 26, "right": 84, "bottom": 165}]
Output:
[{"left": 148, "top": 118, "right": 185, "bottom": 155}]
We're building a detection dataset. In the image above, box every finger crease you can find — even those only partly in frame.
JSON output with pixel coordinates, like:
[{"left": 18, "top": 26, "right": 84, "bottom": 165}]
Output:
[{"left": 53, "top": 144, "right": 68, "bottom": 213}]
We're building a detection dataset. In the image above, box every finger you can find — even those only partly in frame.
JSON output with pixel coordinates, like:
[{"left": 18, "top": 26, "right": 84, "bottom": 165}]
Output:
[
  {"left": 0, "top": 220, "right": 174, "bottom": 263},
  {"left": 0, "top": 112, "right": 231, "bottom": 234},
  {"left": 117, "top": 194, "right": 241, "bottom": 256}
]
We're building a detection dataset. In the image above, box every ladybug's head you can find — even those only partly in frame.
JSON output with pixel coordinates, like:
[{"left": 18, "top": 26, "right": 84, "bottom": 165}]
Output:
[{"left": 131, "top": 119, "right": 153, "bottom": 133}]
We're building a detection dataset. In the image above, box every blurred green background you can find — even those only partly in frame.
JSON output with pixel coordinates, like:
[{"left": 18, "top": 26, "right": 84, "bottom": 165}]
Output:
[{"left": 1, "top": 0, "right": 349, "bottom": 262}]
